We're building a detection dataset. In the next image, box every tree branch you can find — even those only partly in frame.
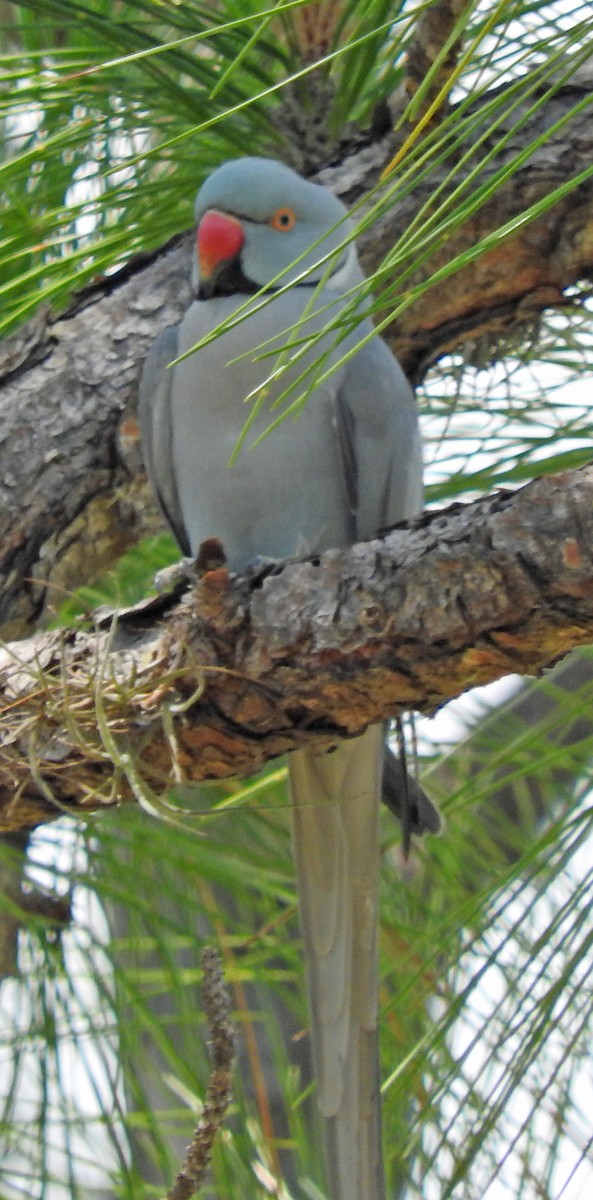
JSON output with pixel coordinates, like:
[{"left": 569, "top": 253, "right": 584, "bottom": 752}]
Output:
[
  {"left": 166, "top": 946, "right": 236, "bottom": 1200},
  {"left": 1, "top": 70, "right": 593, "bottom": 635},
  {"left": 2, "top": 464, "right": 593, "bottom": 834}
]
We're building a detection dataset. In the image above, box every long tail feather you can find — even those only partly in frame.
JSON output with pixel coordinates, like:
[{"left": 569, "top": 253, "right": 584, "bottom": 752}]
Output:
[{"left": 289, "top": 725, "right": 385, "bottom": 1200}]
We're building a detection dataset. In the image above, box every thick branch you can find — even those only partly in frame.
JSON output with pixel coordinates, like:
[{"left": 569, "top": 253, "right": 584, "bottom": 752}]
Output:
[
  {"left": 1, "top": 71, "right": 593, "bottom": 635},
  {"left": 2, "top": 464, "right": 593, "bottom": 834}
]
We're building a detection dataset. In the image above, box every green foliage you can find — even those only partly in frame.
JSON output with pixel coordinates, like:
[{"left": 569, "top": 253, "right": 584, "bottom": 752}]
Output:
[
  {"left": 4, "top": 702, "right": 593, "bottom": 1197},
  {"left": 423, "top": 307, "right": 593, "bottom": 504},
  {"left": 3, "top": 1, "right": 593, "bottom": 1198}
]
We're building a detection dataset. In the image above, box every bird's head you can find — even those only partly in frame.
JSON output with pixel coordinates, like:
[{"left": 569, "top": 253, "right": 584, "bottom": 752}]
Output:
[{"left": 192, "top": 157, "right": 360, "bottom": 299}]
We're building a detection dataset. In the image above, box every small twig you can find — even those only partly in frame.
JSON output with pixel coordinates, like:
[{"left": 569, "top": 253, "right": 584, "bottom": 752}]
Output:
[
  {"left": 404, "top": 0, "right": 470, "bottom": 121},
  {"left": 166, "top": 946, "right": 237, "bottom": 1200},
  {"left": 0, "top": 831, "right": 72, "bottom": 980},
  {"left": 383, "top": 0, "right": 472, "bottom": 180}
]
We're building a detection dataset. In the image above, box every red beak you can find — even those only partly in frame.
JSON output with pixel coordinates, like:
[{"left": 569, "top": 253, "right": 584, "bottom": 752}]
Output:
[{"left": 197, "top": 209, "right": 245, "bottom": 283}]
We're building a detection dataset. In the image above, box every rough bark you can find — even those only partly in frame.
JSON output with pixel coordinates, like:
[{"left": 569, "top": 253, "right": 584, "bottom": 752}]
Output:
[
  {"left": 2, "top": 464, "right": 593, "bottom": 835},
  {"left": 1, "top": 68, "right": 593, "bottom": 636}
]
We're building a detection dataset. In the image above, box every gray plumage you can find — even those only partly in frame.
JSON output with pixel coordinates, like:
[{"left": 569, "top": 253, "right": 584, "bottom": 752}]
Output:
[{"left": 139, "top": 156, "right": 425, "bottom": 1200}]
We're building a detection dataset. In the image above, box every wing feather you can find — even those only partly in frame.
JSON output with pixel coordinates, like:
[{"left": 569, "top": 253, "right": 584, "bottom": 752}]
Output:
[
  {"left": 138, "top": 325, "right": 191, "bottom": 555},
  {"left": 336, "top": 330, "right": 422, "bottom": 538}
]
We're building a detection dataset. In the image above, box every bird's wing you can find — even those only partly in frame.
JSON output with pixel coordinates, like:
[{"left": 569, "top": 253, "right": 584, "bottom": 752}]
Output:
[
  {"left": 336, "top": 333, "right": 439, "bottom": 828},
  {"left": 335, "top": 327, "right": 423, "bottom": 536},
  {"left": 138, "top": 324, "right": 191, "bottom": 556}
]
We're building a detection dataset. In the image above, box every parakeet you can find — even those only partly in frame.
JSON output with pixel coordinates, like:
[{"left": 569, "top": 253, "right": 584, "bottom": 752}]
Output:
[{"left": 139, "top": 156, "right": 425, "bottom": 1200}]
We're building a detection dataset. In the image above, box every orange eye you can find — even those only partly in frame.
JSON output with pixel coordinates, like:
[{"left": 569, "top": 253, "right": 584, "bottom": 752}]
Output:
[{"left": 271, "top": 206, "right": 296, "bottom": 231}]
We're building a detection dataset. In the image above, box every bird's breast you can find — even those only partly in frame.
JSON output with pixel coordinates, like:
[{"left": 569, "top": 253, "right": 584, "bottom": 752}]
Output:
[{"left": 170, "top": 292, "right": 356, "bottom": 570}]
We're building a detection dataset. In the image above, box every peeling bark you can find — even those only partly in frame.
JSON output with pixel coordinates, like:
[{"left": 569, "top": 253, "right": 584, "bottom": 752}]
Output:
[
  {"left": 1, "top": 71, "right": 593, "bottom": 635},
  {"left": 2, "top": 465, "right": 593, "bottom": 834}
]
